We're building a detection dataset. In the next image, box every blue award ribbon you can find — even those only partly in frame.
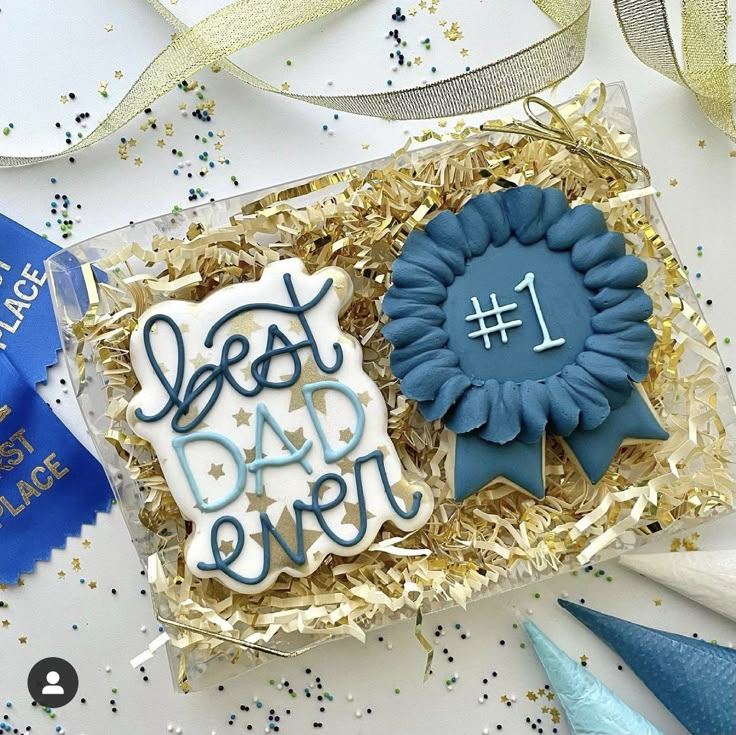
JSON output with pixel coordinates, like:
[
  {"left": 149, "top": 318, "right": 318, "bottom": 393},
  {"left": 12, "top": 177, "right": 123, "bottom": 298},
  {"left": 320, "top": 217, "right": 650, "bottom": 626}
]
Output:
[
  {"left": 0, "top": 351, "right": 112, "bottom": 583},
  {"left": 0, "top": 213, "right": 63, "bottom": 386}
]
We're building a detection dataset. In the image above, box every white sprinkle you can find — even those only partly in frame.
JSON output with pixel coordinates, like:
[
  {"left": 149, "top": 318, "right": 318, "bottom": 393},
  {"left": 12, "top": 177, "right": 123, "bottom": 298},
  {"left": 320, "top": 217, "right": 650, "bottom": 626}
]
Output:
[
  {"left": 355, "top": 710, "right": 362, "bottom": 718},
  {"left": 510, "top": 695, "right": 516, "bottom": 702},
  {"left": 446, "top": 685, "right": 453, "bottom": 691},
  {"left": 105, "top": 666, "right": 111, "bottom": 673},
  {"left": 392, "top": 65, "right": 398, "bottom": 72},
  {"left": 167, "top": 727, "right": 173, "bottom": 733},
  {"left": 141, "top": 625, "right": 147, "bottom": 633},
  {"left": 387, "top": 643, "right": 393, "bottom": 650},
  {"left": 483, "top": 728, "right": 490, "bottom": 735},
  {"left": 347, "top": 693, "right": 353, "bottom": 701},
  {"left": 276, "top": 683, "right": 283, "bottom": 690},
  {"left": 175, "top": 728, "right": 182, "bottom": 734},
  {"left": 561, "top": 590, "right": 569, "bottom": 598},
  {"left": 478, "top": 696, "right": 485, "bottom": 703},
  {"left": 527, "top": 609, "right": 533, "bottom": 615}
]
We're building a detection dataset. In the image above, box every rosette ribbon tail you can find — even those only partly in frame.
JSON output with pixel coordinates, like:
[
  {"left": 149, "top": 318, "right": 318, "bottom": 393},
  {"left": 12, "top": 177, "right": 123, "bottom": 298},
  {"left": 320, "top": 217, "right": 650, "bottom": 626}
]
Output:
[
  {"left": 453, "top": 432, "right": 545, "bottom": 501},
  {"left": 563, "top": 389, "right": 668, "bottom": 484}
]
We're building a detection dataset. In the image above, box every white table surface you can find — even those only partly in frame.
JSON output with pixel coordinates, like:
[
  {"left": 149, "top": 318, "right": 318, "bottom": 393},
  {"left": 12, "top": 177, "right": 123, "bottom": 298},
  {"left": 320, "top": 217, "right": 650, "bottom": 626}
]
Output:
[{"left": 1, "top": 1, "right": 736, "bottom": 734}]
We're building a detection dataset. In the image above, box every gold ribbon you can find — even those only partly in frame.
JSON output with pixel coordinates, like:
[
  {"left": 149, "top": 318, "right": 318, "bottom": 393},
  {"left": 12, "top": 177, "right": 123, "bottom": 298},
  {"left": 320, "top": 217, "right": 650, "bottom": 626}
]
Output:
[
  {"left": 0, "top": 0, "right": 590, "bottom": 167},
  {"left": 614, "top": 0, "right": 736, "bottom": 141}
]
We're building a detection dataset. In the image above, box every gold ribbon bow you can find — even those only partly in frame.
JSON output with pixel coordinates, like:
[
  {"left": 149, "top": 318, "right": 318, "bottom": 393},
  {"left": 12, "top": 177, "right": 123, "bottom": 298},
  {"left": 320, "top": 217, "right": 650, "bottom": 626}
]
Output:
[{"left": 481, "top": 85, "right": 651, "bottom": 185}]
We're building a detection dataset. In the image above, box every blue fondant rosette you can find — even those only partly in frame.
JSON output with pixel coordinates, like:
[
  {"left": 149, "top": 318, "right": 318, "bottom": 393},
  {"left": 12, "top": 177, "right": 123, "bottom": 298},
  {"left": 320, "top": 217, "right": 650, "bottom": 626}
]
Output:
[{"left": 382, "top": 185, "right": 668, "bottom": 500}]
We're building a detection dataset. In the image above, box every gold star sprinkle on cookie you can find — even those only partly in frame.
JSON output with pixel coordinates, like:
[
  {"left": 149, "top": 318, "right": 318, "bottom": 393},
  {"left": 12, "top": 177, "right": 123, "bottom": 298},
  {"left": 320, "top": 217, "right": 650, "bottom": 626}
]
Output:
[
  {"left": 233, "top": 408, "right": 252, "bottom": 427},
  {"left": 669, "top": 178, "right": 678, "bottom": 187},
  {"left": 104, "top": 23, "right": 114, "bottom": 32},
  {"left": 208, "top": 463, "right": 225, "bottom": 480},
  {"left": 18, "top": 635, "right": 27, "bottom": 644}
]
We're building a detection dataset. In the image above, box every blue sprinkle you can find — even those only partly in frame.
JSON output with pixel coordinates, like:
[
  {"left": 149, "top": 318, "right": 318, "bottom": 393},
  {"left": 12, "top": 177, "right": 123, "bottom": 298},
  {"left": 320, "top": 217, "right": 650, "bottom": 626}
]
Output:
[{"left": 50, "top": 177, "right": 57, "bottom": 184}]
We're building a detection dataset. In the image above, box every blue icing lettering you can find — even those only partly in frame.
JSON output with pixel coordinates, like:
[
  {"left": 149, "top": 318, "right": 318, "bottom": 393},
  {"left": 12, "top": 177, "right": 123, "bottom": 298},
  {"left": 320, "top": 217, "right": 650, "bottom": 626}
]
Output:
[
  {"left": 135, "top": 272, "right": 343, "bottom": 433},
  {"left": 302, "top": 381, "right": 364, "bottom": 464},
  {"left": 248, "top": 402, "right": 313, "bottom": 496},
  {"left": 172, "top": 430, "right": 247, "bottom": 512}
]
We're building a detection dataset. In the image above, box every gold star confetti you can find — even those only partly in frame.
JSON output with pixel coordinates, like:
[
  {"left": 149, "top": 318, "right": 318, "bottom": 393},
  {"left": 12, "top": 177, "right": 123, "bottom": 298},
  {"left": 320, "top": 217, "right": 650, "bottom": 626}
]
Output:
[
  {"left": 208, "top": 463, "right": 225, "bottom": 480},
  {"left": 219, "top": 539, "right": 235, "bottom": 555},
  {"left": 438, "top": 18, "right": 447, "bottom": 26},
  {"left": 156, "top": 139, "right": 165, "bottom": 148},
  {"left": 287, "top": 317, "right": 302, "bottom": 334},
  {"left": 57, "top": 570, "right": 66, "bottom": 579},
  {"left": 729, "top": 150, "right": 736, "bottom": 157},
  {"left": 82, "top": 539, "right": 92, "bottom": 548},
  {"left": 190, "top": 352, "right": 208, "bottom": 369},
  {"left": 683, "top": 531, "right": 700, "bottom": 550},
  {"left": 245, "top": 489, "right": 277, "bottom": 513},
  {"left": 418, "top": 0, "right": 426, "bottom": 8},
  {"left": 233, "top": 408, "right": 252, "bottom": 427},
  {"left": 428, "top": 3, "right": 437, "bottom": 13},
  {"left": 214, "top": 141, "right": 223, "bottom": 150},
  {"left": 500, "top": 694, "right": 509, "bottom": 703},
  {"left": 443, "top": 21, "right": 462, "bottom": 40},
  {"left": 698, "top": 139, "right": 706, "bottom": 148},
  {"left": 0, "top": 620, "right": 8, "bottom": 628},
  {"left": 243, "top": 446, "right": 257, "bottom": 465},
  {"left": 114, "top": 70, "right": 124, "bottom": 79},
  {"left": 669, "top": 177, "right": 678, "bottom": 187},
  {"left": 250, "top": 508, "right": 322, "bottom": 570},
  {"left": 18, "top": 635, "right": 27, "bottom": 644},
  {"left": 178, "top": 101, "right": 187, "bottom": 110},
  {"left": 104, "top": 23, "right": 114, "bottom": 32},
  {"left": 550, "top": 707, "right": 561, "bottom": 723},
  {"left": 281, "top": 82, "right": 291, "bottom": 91},
  {"left": 59, "top": 95, "right": 69, "bottom": 104},
  {"left": 127, "top": 138, "right": 137, "bottom": 147},
  {"left": 361, "top": 142, "right": 370, "bottom": 150},
  {"left": 340, "top": 501, "right": 375, "bottom": 528},
  {"left": 408, "top": 6, "right": 417, "bottom": 15},
  {"left": 537, "top": 688, "right": 546, "bottom": 697},
  {"left": 338, "top": 427, "right": 353, "bottom": 443},
  {"left": 134, "top": 157, "right": 143, "bottom": 167},
  {"left": 545, "top": 691, "right": 555, "bottom": 701},
  {"left": 654, "top": 598, "right": 662, "bottom": 606},
  {"left": 357, "top": 391, "right": 372, "bottom": 406},
  {"left": 180, "top": 323, "right": 190, "bottom": 334},
  {"left": 71, "top": 558, "right": 81, "bottom": 571},
  {"left": 164, "top": 122, "right": 174, "bottom": 136},
  {"left": 413, "top": 56, "right": 423, "bottom": 66},
  {"left": 217, "top": 130, "right": 226, "bottom": 138},
  {"left": 98, "top": 80, "right": 109, "bottom": 96},
  {"left": 460, "top": 48, "right": 469, "bottom": 57},
  {"left": 88, "top": 580, "right": 97, "bottom": 589},
  {"left": 390, "top": 478, "right": 420, "bottom": 513},
  {"left": 580, "top": 654, "right": 588, "bottom": 664},
  {"left": 0, "top": 584, "right": 6, "bottom": 591},
  {"left": 526, "top": 691, "right": 539, "bottom": 701},
  {"left": 670, "top": 537, "right": 682, "bottom": 551}
]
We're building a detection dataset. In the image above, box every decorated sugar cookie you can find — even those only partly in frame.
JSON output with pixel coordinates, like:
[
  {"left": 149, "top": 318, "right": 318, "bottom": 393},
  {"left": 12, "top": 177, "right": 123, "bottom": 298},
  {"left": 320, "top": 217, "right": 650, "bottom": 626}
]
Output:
[
  {"left": 383, "top": 185, "right": 668, "bottom": 501},
  {"left": 127, "top": 258, "right": 433, "bottom": 594}
]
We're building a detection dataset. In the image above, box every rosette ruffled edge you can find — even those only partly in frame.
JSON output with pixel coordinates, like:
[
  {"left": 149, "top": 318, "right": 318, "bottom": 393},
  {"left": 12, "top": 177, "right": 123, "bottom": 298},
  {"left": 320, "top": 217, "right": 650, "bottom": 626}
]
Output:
[{"left": 382, "top": 185, "right": 655, "bottom": 446}]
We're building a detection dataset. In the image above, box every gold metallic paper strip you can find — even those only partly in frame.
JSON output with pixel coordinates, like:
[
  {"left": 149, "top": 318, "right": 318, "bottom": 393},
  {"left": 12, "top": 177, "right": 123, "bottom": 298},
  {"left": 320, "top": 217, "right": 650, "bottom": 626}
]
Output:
[
  {"left": 0, "top": 0, "right": 590, "bottom": 167},
  {"left": 614, "top": 0, "right": 736, "bottom": 140}
]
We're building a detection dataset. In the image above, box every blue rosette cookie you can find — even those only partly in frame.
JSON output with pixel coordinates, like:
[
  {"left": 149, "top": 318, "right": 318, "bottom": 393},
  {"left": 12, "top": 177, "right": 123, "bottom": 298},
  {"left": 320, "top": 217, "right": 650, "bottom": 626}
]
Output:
[{"left": 382, "top": 185, "right": 667, "bottom": 501}]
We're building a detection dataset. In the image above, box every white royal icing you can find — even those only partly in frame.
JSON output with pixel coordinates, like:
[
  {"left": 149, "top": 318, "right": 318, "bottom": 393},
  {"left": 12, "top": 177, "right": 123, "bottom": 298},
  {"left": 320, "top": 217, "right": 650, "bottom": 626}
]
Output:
[{"left": 127, "top": 258, "right": 433, "bottom": 594}]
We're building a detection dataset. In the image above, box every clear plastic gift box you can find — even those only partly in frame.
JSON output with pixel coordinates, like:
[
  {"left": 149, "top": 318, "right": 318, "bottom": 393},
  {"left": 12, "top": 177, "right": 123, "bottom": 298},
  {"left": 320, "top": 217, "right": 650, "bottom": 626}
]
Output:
[{"left": 47, "top": 82, "right": 736, "bottom": 690}]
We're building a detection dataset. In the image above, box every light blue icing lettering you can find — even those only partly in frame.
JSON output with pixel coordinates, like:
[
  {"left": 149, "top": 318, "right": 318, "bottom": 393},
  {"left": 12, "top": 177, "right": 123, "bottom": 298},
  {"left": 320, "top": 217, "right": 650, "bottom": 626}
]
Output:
[
  {"left": 197, "top": 450, "right": 424, "bottom": 586},
  {"left": 465, "top": 294, "right": 522, "bottom": 349},
  {"left": 248, "top": 402, "right": 313, "bottom": 495},
  {"left": 172, "top": 430, "right": 247, "bottom": 512},
  {"left": 302, "top": 381, "right": 364, "bottom": 464}
]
